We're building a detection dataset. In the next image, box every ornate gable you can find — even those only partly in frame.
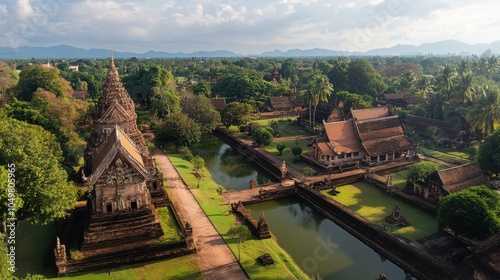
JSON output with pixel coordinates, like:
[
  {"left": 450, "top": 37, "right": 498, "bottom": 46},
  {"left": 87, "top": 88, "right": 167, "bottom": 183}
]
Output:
[
  {"left": 98, "top": 100, "right": 133, "bottom": 124},
  {"left": 88, "top": 126, "right": 150, "bottom": 186}
]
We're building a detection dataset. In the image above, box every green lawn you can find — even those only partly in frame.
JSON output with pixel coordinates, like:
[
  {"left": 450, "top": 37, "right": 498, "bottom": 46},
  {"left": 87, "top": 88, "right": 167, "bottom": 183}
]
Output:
[
  {"left": 59, "top": 254, "right": 203, "bottom": 280},
  {"left": 322, "top": 182, "right": 438, "bottom": 241},
  {"left": 156, "top": 207, "right": 184, "bottom": 243},
  {"left": 167, "top": 152, "right": 309, "bottom": 280},
  {"left": 265, "top": 139, "right": 312, "bottom": 172},
  {"left": 419, "top": 147, "right": 471, "bottom": 165},
  {"left": 390, "top": 170, "right": 409, "bottom": 189}
]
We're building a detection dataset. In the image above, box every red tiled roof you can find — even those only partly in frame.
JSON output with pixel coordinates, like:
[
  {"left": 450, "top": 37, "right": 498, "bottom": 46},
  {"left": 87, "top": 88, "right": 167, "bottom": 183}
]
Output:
[
  {"left": 351, "top": 107, "right": 390, "bottom": 121},
  {"left": 268, "top": 96, "right": 291, "bottom": 111},
  {"left": 356, "top": 116, "right": 412, "bottom": 156},
  {"left": 323, "top": 119, "right": 363, "bottom": 154},
  {"left": 432, "top": 163, "right": 490, "bottom": 194},
  {"left": 210, "top": 98, "right": 226, "bottom": 111}
]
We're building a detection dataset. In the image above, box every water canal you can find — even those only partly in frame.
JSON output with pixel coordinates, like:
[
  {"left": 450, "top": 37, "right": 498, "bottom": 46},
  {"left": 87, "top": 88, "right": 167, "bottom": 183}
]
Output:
[{"left": 193, "top": 135, "right": 409, "bottom": 279}]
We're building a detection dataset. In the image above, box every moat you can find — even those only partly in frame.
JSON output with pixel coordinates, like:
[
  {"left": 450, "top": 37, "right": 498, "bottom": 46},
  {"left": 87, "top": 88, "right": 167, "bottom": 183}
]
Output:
[{"left": 192, "top": 135, "right": 409, "bottom": 279}]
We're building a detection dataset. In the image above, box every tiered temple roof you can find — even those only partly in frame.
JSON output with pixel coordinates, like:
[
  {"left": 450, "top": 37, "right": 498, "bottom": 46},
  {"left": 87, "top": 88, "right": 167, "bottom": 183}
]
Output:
[
  {"left": 356, "top": 116, "right": 412, "bottom": 156},
  {"left": 402, "top": 114, "right": 462, "bottom": 140},
  {"left": 210, "top": 97, "right": 227, "bottom": 111},
  {"left": 317, "top": 119, "right": 362, "bottom": 156},
  {"left": 84, "top": 57, "right": 152, "bottom": 175}
]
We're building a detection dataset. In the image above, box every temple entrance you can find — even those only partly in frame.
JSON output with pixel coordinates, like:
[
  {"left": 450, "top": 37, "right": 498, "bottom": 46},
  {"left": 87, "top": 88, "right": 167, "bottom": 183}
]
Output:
[
  {"left": 106, "top": 204, "right": 112, "bottom": 213},
  {"left": 152, "top": 182, "right": 158, "bottom": 190},
  {"left": 131, "top": 201, "right": 138, "bottom": 209}
]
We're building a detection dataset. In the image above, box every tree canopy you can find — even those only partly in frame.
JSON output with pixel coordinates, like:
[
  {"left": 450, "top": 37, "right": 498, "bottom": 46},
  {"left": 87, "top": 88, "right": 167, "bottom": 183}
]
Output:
[
  {"left": 406, "top": 162, "right": 441, "bottom": 183},
  {"left": 180, "top": 92, "right": 221, "bottom": 133},
  {"left": 0, "top": 117, "right": 77, "bottom": 224},
  {"left": 13, "top": 65, "right": 68, "bottom": 101},
  {"left": 220, "top": 102, "right": 253, "bottom": 128},
  {"left": 437, "top": 186, "right": 500, "bottom": 240},
  {"left": 155, "top": 112, "right": 201, "bottom": 148},
  {"left": 478, "top": 128, "right": 500, "bottom": 175}
]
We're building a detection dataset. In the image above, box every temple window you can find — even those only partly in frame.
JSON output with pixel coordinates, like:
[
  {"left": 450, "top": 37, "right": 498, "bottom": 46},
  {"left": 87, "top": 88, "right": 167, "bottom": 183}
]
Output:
[{"left": 353, "top": 152, "right": 359, "bottom": 157}]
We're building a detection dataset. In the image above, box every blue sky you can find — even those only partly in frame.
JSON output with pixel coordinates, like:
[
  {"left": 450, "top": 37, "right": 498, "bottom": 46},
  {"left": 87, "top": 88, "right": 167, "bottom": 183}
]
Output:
[{"left": 1, "top": 0, "right": 500, "bottom": 54}]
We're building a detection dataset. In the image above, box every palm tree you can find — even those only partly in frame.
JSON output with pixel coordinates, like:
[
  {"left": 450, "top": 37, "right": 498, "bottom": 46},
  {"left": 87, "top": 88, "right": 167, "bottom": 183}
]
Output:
[
  {"left": 415, "top": 75, "right": 434, "bottom": 98},
  {"left": 466, "top": 85, "right": 500, "bottom": 135},
  {"left": 399, "top": 70, "right": 416, "bottom": 93},
  {"left": 487, "top": 55, "right": 500, "bottom": 79},
  {"left": 428, "top": 91, "right": 447, "bottom": 119},
  {"left": 301, "top": 88, "right": 315, "bottom": 129},
  {"left": 437, "top": 64, "right": 457, "bottom": 101},
  {"left": 458, "top": 59, "right": 470, "bottom": 75},
  {"left": 310, "top": 73, "right": 334, "bottom": 129},
  {"left": 456, "top": 71, "right": 475, "bottom": 105}
]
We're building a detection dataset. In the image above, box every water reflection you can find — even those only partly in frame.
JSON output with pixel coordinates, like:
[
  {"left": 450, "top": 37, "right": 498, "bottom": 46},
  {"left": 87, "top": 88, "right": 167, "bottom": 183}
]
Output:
[
  {"left": 191, "top": 134, "right": 273, "bottom": 190},
  {"left": 195, "top": 135, "right": 409, "bottom": 279},
  {"left": 247, "top": 198, "right": 407, "bottom": 280}
]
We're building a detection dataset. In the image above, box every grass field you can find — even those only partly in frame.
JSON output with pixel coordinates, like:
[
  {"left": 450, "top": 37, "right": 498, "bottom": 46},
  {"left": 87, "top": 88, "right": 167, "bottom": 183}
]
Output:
[
  {"left": 264, "top": 139, "right": 312, "bottom": 172},
  {"left": 322, "top": 182, "right": 438, "bottom": 241},
  {"left": 156, "top": 207, "right": 184, "bottom": 243},
  {"left": 419, "top": 147, "right": 471, "bottom": 165},
  {"left": 59, "top": 254, "right": 203, "bottom": 280},
  {"left": 167, "top": 152, "right": 309, "bottom": 280}
]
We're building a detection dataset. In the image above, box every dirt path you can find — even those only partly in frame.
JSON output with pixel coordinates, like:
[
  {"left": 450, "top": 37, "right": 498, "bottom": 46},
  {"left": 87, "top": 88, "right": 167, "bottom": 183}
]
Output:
[{"left": 151, "top": 148, "right": 248, "bottom": 280}]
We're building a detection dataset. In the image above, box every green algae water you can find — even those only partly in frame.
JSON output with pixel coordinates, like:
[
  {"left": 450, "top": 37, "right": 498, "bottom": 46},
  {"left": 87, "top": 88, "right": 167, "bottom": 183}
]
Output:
[
  {"left": 196, "top": 134, "right": 411, "bottom": 279},
  {"left": 191, "top": 134, "right": 274, "bottom": 190}
]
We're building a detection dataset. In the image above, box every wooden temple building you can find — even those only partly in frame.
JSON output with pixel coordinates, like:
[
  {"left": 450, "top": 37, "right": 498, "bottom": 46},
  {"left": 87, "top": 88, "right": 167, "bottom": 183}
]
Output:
[
  {"left": 305, "top": 107, "right": 413, "bottom": 170},
  {"left": 210, "top": 97, "right": 227, "bottom": 111},
  {"left": 300, "top": 99, "right": 346, "bottom": 127},
  {"left": 267, "top": 96, "right": 292, "bottom": 112},
  {"left": 413, "top": 162, "right": 491, "bottom": 201},
  {"left": 80, "top": 57, "right": 165, "bottom": 256},
  {"left": 376, "top": 93, "right": 426, "bottom": 108}
]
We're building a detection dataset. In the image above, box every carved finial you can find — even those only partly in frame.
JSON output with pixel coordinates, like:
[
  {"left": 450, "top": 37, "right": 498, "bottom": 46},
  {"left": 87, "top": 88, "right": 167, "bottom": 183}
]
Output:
[
  {"left": 56, "top": 236, "right": 61, "bottom": 248},
  {"left": 260, "top": 211, "right": 266, "bottom": 221}
]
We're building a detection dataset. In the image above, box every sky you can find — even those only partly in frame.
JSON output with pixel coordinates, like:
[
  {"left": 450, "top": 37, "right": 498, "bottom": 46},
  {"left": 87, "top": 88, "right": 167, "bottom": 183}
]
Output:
[{"left": 1, "top": 0, "right": 500, "bottom": 55}]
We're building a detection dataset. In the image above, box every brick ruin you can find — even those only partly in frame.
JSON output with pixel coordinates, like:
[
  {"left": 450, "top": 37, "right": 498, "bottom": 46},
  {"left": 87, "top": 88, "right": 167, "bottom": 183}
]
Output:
[{"left": 55, "top": 57, "right": 192, "bottom": 276}]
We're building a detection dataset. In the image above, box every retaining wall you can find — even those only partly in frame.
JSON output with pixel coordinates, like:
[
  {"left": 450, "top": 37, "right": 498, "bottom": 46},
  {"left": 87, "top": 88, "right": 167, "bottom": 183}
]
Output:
[{"left": 295, "top": 185, "right": 456, "bottom": 280}]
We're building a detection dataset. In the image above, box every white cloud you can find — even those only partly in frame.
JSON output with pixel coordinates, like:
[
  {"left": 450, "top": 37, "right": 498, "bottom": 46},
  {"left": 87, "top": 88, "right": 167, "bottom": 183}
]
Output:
[{"left": 0, "top": 0, "right": 498, "bottom": 54}]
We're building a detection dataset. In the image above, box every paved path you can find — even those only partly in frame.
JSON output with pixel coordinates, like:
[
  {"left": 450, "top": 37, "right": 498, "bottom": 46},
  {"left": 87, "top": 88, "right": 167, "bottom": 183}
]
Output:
[{"left": 151, "top": 148, "right": 248, "bottom": 280}]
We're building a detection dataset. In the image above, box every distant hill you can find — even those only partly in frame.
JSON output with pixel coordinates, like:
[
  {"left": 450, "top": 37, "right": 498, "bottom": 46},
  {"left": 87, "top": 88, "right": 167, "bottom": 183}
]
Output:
[{"left": 1, "top": 40, "right": 500, "bottom": 59}]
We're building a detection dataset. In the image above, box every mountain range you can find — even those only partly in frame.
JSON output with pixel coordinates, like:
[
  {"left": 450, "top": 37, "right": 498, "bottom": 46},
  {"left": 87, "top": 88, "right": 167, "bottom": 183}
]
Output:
[{"left": 1, "top": 40, "right": 499, "bottom": 59}]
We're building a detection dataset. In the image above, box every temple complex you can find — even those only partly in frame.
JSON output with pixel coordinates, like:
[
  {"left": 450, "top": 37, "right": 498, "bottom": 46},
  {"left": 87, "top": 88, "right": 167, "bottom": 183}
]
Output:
[
  {"left": 80, "top": 57, "right": 165, "bottom": 256},
  {"left": 305, "top": 107, "right": 413, "bottom": 169}
]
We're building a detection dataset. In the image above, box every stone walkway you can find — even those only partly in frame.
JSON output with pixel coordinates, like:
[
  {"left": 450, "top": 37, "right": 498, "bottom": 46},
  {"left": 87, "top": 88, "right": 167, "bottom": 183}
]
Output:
[{"left": 151, "top": 148, "right": 248, "bottom": 280}]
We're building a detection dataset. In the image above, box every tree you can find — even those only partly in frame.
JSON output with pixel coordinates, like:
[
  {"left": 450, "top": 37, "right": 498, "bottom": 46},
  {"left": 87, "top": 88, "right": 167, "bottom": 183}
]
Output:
[
  {"left": 310, "top": 72, "right": 333, "bottom": 129},
  {"left": 333, "top": 91, "right": 371, "bottom": 114},
  {"left": 347, "top": 59, "right": 387, "bottom": 98},
  {"left": 466, "top": 85, "right": 500, "bottom": 135},
  {"left": 252, "top": 127, "right": 274, "bottom": 146},
  {"left": 227, "top": 225, "right": 252, "bottom": 261},
  {"left": 190, "top": 80, "right": 212, "bottom": 97},
  {"left": 399, "top": 70, "right": 416, "bottom": 93},
  {"left": 414, "top": 75, "right": 433, "bottom": 98},
  {"left": 406, "top": 162, "right": 441, "bottom": 183},
  {"left": 456, "top": 70, "right": 475, "bottom": 105},
  {"left": 150, "top": 89, "right": 180, "bottom": 118},
  {"left": 437, "top": 186, "right": 500, "bottom": 240},
  {"left": 478, "top": 128, "right": 500, "bottom": 175},
  {"left": 0, "top": 117, "right": 77, "bottom": 224},
  {"left": 276, "top": 143, "right": 286, "bottom": 155},
  {"left": 291, "top": 146, "right": 303, "bottom": 162},
  {"left": 0, "top": 61, "right": 18, "bottom": 100},
  {"left": 13, "top": 65, "right": 66, "bottom": 101},
  {"left": 220, "top": 102, "right": 253, "bottom": 128},
  {"left": 0, "top": 237, "right": 16, "bottom": 280},
  {"left": 436, "top": 64, "right": 457, "bottom": 101},
  {"left": 191, "top": 155, "right": 205, "bottom": 188},
  {"left": 155, "top": 112, "right": 201, "bottom": 149},
  {"left": 180, "top": 92, "right": 221, "bottom": 133},
  {"left": 302, "top": 167, "right": 315, "bottom": 176}
]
